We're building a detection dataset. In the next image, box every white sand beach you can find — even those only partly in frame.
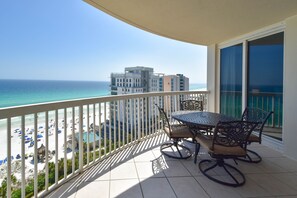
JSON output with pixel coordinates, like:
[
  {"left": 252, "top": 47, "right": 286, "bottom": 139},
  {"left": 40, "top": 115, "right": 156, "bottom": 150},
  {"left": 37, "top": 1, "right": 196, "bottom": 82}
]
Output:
[{"left": 0, "top": 103, "right": 110, "bottom": 183}]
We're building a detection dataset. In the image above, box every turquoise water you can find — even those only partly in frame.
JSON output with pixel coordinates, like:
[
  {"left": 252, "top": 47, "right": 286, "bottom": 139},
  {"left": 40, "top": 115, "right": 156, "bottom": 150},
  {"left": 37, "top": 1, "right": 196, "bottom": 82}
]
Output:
[
  {"left": 76, "top": 131, "right": 100, "bottom": 143},
  {"left": 0, "top": 80, "right": 110, "bottom": 108},
  {"left": 189, "top": 83, "right": 207, "bottom": 91},
  {"left": 0, "top": 79, "right": 206, "bottom": 108}
]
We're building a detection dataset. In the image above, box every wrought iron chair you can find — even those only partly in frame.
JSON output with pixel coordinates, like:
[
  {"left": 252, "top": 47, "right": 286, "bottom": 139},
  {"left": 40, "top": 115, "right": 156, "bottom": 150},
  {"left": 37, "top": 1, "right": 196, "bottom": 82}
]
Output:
[
  {"left": 180, "top": 99, "right": 203, "bottom": 111},
  {"left": 180, "top": 99, "right": 212, "bottom": 136},
  {"left": 155, "top": 104, "right": 193, "bottom": 159},
  {"left": 239, "top": 107, "right": 273, "bottom": 163},
  {"left": 194, "top": 121, "right": 258, "bottom": 187}
]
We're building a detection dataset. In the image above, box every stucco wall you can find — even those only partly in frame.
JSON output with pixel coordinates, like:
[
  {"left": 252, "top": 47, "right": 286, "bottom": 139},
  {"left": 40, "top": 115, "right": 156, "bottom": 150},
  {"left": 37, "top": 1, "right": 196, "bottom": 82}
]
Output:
[
  {"left": 283, "top": 15, "right": 297, "bottom": 160},
  {"left": 207, "top": 44, "right": 216, "bottom": 112}
]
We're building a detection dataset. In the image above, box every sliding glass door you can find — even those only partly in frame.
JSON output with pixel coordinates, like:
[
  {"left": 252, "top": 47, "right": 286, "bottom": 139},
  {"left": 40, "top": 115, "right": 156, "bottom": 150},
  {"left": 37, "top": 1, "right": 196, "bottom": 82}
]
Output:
[
  {"left": 220, "top": 32, "right": 283, "bottom": 140},
  {"left": 248, "top": 32, "right": 284, "bottom": 140},
  {"left": 220, "top": 44, "right": 243, "bottom": 119}
]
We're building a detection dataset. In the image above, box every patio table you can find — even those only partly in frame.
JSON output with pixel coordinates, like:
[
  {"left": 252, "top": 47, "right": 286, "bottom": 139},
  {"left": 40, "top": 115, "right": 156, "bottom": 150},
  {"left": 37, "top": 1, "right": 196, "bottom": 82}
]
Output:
[{"left": 171, "top": 111, "right": 235, "bottom": 128}]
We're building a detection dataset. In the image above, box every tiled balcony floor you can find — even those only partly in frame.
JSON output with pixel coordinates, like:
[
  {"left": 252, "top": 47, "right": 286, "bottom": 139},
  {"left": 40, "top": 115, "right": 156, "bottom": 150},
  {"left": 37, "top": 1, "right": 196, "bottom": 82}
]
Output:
[{"left": 47, "top": 134, "right": 297, "bottom": 198}]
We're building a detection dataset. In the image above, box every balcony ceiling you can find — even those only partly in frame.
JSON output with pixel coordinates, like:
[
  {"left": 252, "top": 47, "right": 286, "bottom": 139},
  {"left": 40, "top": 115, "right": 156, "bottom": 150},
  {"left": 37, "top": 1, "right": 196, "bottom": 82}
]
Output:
[{"left": 84, "top": 0, "right": 297, "bottom": 45}]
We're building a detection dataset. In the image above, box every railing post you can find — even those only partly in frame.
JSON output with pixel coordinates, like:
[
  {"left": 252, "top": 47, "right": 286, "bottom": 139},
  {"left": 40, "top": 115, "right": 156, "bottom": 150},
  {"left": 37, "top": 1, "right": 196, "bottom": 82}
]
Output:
[
  {"left": 34, "top": 113, "right": 38, "bottom": 198},
  {"left": 271, "top": 96, "right": 275, "bottom": 128},
  {"left": 137, "top": 98, "right": 141, "bottom": 140},
  {"left": 21, "top": 116, "right": 25, "bottom": 198},
  {"left": 63, "top": 109, "right": 67, "bottom": 178},
  {"left": 45, "top": 112, "right": 49, "bottom": 191},
  {"left": 55, "top": 110, "right": 59, "bottom": 184},
  {"left": 79, "top": 105, "right": 84, "bottom": 172},
  {"left": 7, "top": 118, "right": 11, "bottom": 198}
]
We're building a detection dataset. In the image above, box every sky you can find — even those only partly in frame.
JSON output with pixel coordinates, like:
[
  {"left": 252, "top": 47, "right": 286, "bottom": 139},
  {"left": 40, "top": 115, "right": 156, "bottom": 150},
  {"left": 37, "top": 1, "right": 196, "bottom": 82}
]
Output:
[{"left": 0, "top": 0, "right": 207, "bottom": 84}]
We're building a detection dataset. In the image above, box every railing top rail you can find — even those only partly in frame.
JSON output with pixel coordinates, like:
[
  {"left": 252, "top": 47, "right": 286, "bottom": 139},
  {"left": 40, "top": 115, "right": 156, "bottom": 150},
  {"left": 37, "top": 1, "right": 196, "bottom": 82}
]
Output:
[
  {"left": 221, "top": 90, "right": 282, "bottom": 96},
  {"left": 0, "top": 90, "right": 209, "bottom": 119}
]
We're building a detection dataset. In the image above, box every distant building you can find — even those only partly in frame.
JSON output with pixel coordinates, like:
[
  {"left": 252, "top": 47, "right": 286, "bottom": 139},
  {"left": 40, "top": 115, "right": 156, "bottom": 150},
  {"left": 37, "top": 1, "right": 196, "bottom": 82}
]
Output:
[
  {"left": 160, "top": 74, "right": 189, "bottom": 111},
  {"left": 161, "top": 74, "right": 189, "bottom": 92},
  {"left": 110, "top": 67, "right": 160, "bottom": 137},
  {"left": 110, "top": 66, "right": 159, "bottom": 95},
  {"left": 110, "top": 67, "right": 189, "bottom": 139}
]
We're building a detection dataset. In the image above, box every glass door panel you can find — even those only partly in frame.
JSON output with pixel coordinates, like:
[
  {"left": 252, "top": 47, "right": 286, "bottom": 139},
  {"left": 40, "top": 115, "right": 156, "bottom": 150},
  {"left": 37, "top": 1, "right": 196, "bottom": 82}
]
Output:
[
  {"left": 220, "top": 44, "right": 243, "bottom": 119},
  {"left": 248, "top": 32, "right": 284, "bottom": 140}
]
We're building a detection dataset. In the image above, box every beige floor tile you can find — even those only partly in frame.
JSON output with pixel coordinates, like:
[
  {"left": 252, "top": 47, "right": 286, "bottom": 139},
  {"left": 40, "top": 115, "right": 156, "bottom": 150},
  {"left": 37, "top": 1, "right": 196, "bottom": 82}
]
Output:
[
  {"left": 151, "top": 146, "right": 180, "bottom": 160},
  {"left": 270, "top": 172, "right": 297, "bottom": 191},
  {"left": 134, "top": 150, "right": 157, "bottom": 162},
  {"left": 168, "top": 177, "right": 209, "bottom": 198},
  {"left": 180, "top": 159, "right": 203, "bottom": 176},
  {"left": 108, "top": 149, "right": 135, "bottom": 166},
  {"left": 195, "top": 176, "right": 241, "bottom": 198},
  {"left": 80, "top": 162, "right": 110, "bottom": 181},
  {"left": 248, "top": 173, "right": 297, "bottom": 196},
  {"left": 110, "top": 162, "right": 138, "bottom": 180},
  {"left": 135, "top": 161, "right": 165, "bottom": 178},
  {"left": 251, "top": 146, "right": 283, "bottom": 158},
  {"left": 140, "top": 178, "right": 176, "bottom": 198},
  {"left": 76, "top": 181, "right": 109, "bottom": 198},
  {"left": 234, "top": 174, "right": 270, "bottom": 197},
  {"left": 110, "top": 179, "right": 142, "bottom": 198},
  {"left": 162, "top": 160, "right": 191, "bottom": 177},
  {"left": 266, "top": 157, "right": 297, "bottom": 172},
  {"left": 46, "top": 181, "right": 78, "bottom": 198}
]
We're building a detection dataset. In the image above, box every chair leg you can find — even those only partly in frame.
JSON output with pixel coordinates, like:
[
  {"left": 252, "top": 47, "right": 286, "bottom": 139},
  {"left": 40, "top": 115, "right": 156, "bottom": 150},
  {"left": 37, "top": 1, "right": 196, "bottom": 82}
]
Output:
[
  {"left": 236, "top": 149, "right": 262, "bottom": 163},
  {"left": 194, "top": 143, "right": 200, "bottom": 164},
  {"left": 199, "top": 159, "right": 246, "bottom": 187},
  {"left": 160, "top": 141, "right": 192, "bottom": 159}
]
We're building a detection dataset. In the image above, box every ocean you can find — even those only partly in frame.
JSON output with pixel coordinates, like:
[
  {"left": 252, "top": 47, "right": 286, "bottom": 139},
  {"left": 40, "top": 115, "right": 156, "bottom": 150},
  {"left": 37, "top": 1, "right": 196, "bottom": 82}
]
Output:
[{"left": 0, "top": 79, "right": 206, "bottom": 108}]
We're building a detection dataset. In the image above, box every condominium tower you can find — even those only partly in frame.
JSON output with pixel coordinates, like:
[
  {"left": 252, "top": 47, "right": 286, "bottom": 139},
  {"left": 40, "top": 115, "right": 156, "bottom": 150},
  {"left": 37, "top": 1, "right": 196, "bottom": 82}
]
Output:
[{"left": 110, "top": 66, "right": 189, "bottom": 138}]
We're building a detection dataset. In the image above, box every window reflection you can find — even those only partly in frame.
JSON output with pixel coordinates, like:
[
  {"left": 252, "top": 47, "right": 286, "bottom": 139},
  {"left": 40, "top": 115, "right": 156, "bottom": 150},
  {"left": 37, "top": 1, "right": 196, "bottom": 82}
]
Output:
[
  {"left": 220, "top": 44, "right": 242, "bottom": 119},
  {"left": 248, "top": 32, "right": 283, "bottom": 140}
]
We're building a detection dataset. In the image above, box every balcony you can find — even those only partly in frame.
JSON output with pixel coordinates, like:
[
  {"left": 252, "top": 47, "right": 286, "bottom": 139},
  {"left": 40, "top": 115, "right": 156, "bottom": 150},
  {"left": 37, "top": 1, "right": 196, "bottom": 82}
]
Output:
[
  {"left": 47, "top": 135, "right": 297, "bottom": 198},
  {"left": 0, "top": 90, "right": 296, "bottom": 197}
]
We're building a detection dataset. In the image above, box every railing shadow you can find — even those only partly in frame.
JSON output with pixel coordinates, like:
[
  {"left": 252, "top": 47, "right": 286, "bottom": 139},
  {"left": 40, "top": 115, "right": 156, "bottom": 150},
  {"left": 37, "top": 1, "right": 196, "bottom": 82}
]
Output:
[{"left": 44, "top": 133, "right": 170, "bottom": 197}]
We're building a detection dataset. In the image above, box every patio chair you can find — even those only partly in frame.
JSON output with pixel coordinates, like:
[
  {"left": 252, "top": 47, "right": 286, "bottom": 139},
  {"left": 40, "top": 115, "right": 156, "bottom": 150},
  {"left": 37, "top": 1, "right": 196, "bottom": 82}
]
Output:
[
  {"left": 180, "top": 99, "right": 203, "bottom": 111},
  {"left": 180, "top": 99, "right": 212, "bottom": 136},
  {"left": 155, "top": 104, "right": 193, "bottom": 159},
  {"left": 239, "top": 107, "right": 273, "bottom": 163},
  {"left": 194, "top": 121, "right": 258, "bottom": 187}
]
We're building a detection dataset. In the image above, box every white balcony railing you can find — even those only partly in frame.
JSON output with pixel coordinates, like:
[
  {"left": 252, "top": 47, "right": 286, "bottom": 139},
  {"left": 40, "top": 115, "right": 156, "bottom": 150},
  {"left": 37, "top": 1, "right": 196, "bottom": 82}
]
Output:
[{"left": 0, "top": 90, "right": 209, "bottom": 197}]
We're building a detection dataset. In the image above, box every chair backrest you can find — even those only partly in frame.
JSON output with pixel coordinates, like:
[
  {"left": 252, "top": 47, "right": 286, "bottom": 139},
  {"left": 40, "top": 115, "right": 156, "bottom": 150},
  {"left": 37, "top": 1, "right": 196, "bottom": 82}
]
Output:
[
  {"left": 241, "top": 107, "right": 273, "bottom": 141},
  {"left": 180, "top": 100, "right": 203, "bottom": 111},
  {"left": 155, "top": 104, "right": 171, "bottom": 134},
  {"left": 212, "top": 121, "right": 258, "bottom": 149}
]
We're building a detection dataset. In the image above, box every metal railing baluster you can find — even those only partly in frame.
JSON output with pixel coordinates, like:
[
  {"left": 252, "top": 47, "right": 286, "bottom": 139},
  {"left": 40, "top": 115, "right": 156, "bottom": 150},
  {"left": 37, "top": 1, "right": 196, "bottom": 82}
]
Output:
[
  {"left": 21, "top": 116, "right": 25, "bottom": 198},
  {"left": 7, "top": 118, "right": 11, "bottom": 198}
]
